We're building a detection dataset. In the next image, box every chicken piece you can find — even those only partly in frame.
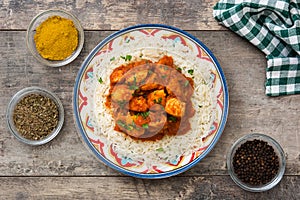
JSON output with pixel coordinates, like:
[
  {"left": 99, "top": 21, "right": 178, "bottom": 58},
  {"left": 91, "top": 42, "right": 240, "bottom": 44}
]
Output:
[
  {"left": 132, "top": 113, "right": 151, "bottom": 127},
  {"left": 147, "top": 110, "right": 167, "bottom": 134},
  {"left": 111, "top": 85, "right": 132, "bottom": 105},
  {"left": 110, "top": 65, "right": 128, "bottom": 85},
  {"left": 147, "top": 89, "right": 166, "bottom": 108},
  {"left": 156, "top": 55, "right": 174, "bottom": 66},
  {"left": 166, "top": 70, "right": 193, "bottom": 101},
  {"left": 140, "top": 83, "right": 161, "bottom": 91},
  {"left": 129, "top": 96, "right": 149, "bottom": 112},
  {"left": 140, "top": 72, "right": 163, "bottom": 91},
  {"left": 125, "top": 69, "right": 148, "bottom": 87},
  {"left": 153, "top": 65, "right": 171, "bottom": 85},
  {"left": 110, "top": 60, "right": 151, "bottom": 86},
  {"left": 115, "top": 112, "right": 145, "bottom": 138},
  {"left": 165, "top": 97, "right": 186, "bottom": 117},
  {"left": 133, "top": 59, "right": 152, "bottom": 67},
  {"left": 152, "top": 56, "right": 174, "bottom": 84}
]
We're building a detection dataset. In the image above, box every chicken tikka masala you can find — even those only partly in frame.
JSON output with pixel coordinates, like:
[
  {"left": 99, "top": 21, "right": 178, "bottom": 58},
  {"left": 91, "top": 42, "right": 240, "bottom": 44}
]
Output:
[{"left": 105, "top": 55, "right": 195, "bottom": 141}]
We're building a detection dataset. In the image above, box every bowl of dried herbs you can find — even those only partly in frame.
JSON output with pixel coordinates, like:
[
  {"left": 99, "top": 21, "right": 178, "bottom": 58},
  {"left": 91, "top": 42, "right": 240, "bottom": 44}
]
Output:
[
  {"left": 227, "top": 133, "right": 286, "bottom": 192},
  {"left": 6, "top": 87, "right": 64, "bottom": 145}
]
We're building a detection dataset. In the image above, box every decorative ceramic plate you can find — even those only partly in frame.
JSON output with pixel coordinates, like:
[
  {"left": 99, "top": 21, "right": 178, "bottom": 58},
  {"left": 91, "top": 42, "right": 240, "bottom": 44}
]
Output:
[{"left": 73, "top": 24, "right": 228, "bottom": 179}]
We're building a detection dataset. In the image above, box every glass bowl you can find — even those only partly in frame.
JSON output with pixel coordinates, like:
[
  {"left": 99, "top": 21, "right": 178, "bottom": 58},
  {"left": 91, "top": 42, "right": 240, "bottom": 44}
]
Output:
[
  {"left": 6, "top": 87, "right": 64, "bottom": 145},
  {"left": 227, "top": 133, "right": 286, "bottom": 192},
  {"left": 26, "top": 9, "right": 84, "bottom": 67}
]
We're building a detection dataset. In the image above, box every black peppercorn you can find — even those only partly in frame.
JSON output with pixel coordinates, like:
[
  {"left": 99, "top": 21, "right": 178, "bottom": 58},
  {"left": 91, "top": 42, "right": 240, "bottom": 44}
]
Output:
[{"left": 232, "top": 139, "right": 280, "bottom": 186}]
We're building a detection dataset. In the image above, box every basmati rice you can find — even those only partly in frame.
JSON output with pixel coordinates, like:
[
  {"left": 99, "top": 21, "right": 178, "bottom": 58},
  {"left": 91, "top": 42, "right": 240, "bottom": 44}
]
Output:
[{"left": 91, "top": 36, "right": 217, "bottom": 166}]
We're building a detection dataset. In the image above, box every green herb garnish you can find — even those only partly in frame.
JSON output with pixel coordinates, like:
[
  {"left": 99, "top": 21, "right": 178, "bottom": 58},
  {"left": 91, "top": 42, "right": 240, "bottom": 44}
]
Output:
[
  {"left": 110, "top": 57, "right": 115, "bottom": 61},
  {"left": 156, "top": 147, "right": 164, "bottom": 152},
  {"left": 117, "top": 100, "right": 127, "bottom": 108},
  {"left": 98, "top": 77, "right": 103, "bottom": 84},
  {"left": 168, "top": 116, "right": 177, "bottom": 122},
  {"left": 129, "top": 76, "right": 139, "bottom": 90},
  {"left": 188, "top": 69, "right": 194, "bottom": 75},
  {"left": 184, "top": 80, "right": 189, "bottom": 87},
  {"left": 121, "top": 55, "right": 132, "bottom": 61},
  {"left": 117, "top": 120, "right": 126, "bottom": 128},
  {"left": 142, "top": 124, "right": 149, "bottom": 129},
  {"left": 139, "top": 111, "right": 150, "bottom": 119},
  {"left": 132, "top": 91, "right": 139, "bottom": 97},
  {"left": 154, "top": 97, "right": 162, "bottom": 104},
  {"left": 117, "top": 120, "right": 134, "bottom": 131}
]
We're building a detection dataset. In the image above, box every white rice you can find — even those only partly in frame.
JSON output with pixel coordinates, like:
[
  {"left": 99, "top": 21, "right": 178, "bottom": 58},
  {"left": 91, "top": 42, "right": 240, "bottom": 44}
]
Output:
[{"left": 90, "top": 35, "right": 217, "bottom": 166}]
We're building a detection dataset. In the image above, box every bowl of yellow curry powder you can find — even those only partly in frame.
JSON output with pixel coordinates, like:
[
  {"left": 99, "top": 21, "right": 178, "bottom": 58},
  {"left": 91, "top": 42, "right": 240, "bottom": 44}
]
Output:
[{"left": 26, "top": 9, "right": 84, "bottom": 67}]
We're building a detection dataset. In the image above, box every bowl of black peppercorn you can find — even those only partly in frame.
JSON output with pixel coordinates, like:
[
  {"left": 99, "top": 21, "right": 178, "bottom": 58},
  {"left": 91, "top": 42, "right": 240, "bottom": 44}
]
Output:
[{"left": 227, "top": 133, "right": 285, "bottom": 192}]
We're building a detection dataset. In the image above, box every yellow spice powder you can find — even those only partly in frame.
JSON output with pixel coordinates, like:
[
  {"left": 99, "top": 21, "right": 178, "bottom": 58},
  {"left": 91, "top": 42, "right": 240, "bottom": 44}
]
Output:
[{"left": 34, "top": 15, "right": 79, "bottom": 61}]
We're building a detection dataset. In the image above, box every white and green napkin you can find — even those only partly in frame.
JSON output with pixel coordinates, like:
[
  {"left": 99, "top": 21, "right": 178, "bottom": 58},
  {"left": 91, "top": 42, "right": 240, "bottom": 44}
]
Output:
[{"left": 213, "top": 0, "right": 300, "bottom": 96}]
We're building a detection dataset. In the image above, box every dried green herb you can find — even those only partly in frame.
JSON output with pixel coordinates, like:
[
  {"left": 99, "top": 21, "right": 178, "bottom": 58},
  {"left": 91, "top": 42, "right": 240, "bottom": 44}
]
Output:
[{"left": 13, "top": 93, "right": 59, "bottom": 140}]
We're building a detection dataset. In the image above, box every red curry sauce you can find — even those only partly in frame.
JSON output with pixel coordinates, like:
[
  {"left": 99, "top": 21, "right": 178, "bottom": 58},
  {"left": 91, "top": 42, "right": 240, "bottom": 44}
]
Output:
[{"left": 105, "top": 55, "right": 195, "bottom": 141}]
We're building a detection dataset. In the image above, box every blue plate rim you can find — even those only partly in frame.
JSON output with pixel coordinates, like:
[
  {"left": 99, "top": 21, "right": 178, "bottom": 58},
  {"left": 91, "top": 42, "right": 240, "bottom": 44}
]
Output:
[{"left": 73, "top": 24, "right": 229, "bottom": 179}]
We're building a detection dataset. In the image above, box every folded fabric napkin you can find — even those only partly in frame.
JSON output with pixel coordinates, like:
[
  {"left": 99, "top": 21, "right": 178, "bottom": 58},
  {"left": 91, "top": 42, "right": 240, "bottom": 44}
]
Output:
[{"left": 213, "top": 0, "right": 300, "bottom": 96}]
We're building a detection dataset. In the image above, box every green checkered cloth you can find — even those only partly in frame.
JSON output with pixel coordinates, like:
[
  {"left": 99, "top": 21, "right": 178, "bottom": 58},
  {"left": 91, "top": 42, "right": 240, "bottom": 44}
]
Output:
[{"left": 213, "top": 0, "right": 300, "bottom": 96}]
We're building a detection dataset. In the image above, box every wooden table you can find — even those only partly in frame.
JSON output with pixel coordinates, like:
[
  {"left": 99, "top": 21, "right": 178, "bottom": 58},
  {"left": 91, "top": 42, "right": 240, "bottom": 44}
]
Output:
[{"left": 1, "top": 1, "right": 299, "bottom": 199}]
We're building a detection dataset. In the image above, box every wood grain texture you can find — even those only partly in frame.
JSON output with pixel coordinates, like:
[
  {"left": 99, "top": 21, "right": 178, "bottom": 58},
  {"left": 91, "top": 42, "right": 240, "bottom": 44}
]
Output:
[
  {"left": 1, "top": 1, "right": 299, "bottom": 198},
  {"left": 0, "top": 0, "right": 223, "bottom": 30},
  {"left": 0, "top": 176, "right": 299, "bottom": 199},
  {"left": 0, "top": 30, "right": 299, "bottom": 178}
]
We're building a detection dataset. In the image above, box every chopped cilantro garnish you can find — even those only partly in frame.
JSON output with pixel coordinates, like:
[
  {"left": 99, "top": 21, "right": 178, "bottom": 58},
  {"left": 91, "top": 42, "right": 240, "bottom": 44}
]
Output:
[
  {"left": 98, "top": 77, "right": 103, "bottom": 84},
  {"left": 117, "top": 100, "right": 127, "bottom": 108},
  {"left": 129, "top": 85, "right": 139, "bottom": 90},
  {"left": 139, "top": 111, "right": 150, "bottom": 119},
  {"left": 117, "top": 120, "right": 135, "bottom": 131},
  {"left": 184, "top": 80, "right": 189, "bottom": 87},
  {"left": 129, "top": 76, "right": 139, "bottom": 90},
  {"left": 117, "top": 120, "right": 126, "bottom": 128},
  {"left": 121, "top": 55, "right": 132, "bottom": 61},
  {"left": 142, "top": 124, "right": 149, "bottom": 129},
  {"left": 132, "top": 91, "right": 139, "bottom": 97},
  {"left": 156, "top": 147, "right": 164, "bottom": 152},
  {"left": 188, "top": 69, "right": 194, "bottom": 75},
  {"left": 154, "top": 97, "right": 162, "bottom": 104},
  {"left": 168, "top": 116, "right": 177, "bottom": 122},
  {"left": 110, "top": 57, "right": 115, "bottom": 61}
]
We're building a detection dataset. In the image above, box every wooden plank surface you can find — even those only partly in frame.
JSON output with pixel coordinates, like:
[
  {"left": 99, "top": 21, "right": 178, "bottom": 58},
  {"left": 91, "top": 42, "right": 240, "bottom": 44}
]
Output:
[
  {"left": 1, "top": 0, "right": 300, "bottom": 198},
  {"left": 0, "top": 0, "right": 222, "bottom": 30},
  {"left": 1, "top": 30, "right": 299, "bottom": 177},
  {"left": 0, "top": 176, "right": 299, "bottom": 199}
]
